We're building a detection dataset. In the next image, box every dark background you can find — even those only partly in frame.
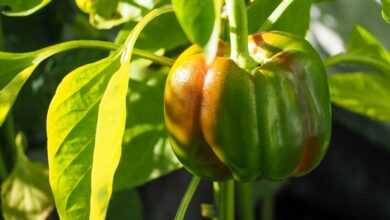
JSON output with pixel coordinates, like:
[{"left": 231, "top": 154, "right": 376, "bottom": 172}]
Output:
[{"left": 1, "top": 0, "right": 390, "bottom": 219}]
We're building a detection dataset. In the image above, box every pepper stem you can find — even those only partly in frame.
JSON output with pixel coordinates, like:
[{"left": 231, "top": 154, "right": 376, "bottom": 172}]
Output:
[
  {"left": 238, "top": 182, "right": 255, "bottom": 220},
  {"left": 225, "top": 0, "right": 256, "bottom": 70},
  {"left": 261, "top": 195, "right": 274, "bottom": 220},
  {"left": 174, "top": 176, "right": 201, "bottom": 220},
  {"left": 214, "top": 180, "right": 235, "bottom": 220}
]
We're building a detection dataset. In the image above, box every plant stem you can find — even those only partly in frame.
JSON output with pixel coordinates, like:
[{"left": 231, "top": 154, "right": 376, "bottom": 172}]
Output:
[
  {"left": 237, "top": 182, "right": 255, "bottom": 220},
  {"left": 121, "top": 5, "right": 173, "bottom": 65},
  {"left": 214, "top": 180, "right": 235, "bottom": 220},
  {"left": 260, "top": 0, "right": 294, "bottom": 31},
  {"left": 261, "top": 195, "right": 274, "bottom": 220},
  {"left": 34, "top": 40, "right": 174, "bottom": 66},
  {"left": 225, "top": 0, "right": 256, "bottom": 70},
  {"left": 174, "top": 176, "right": 201, "bottom": 220}
]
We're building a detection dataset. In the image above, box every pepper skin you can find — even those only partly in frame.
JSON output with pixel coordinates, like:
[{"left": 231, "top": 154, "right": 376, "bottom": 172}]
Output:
[{"left": 164, "top": 31, "right": 331, "bottom": 181}]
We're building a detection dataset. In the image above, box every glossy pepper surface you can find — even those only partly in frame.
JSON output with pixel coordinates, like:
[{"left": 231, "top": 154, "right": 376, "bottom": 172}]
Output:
[{"left": 164, "top": 31, "right": 331, "bottom": 181}]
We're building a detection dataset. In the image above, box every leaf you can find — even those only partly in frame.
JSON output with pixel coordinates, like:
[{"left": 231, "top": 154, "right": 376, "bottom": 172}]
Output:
[
  {"left": 113, "top": 67, "right": 181, "bottom": 191},
  {"left": 0, "top": 41, "right": 114, "bottom": 127},
  {"left": 47, "top": 54, "right": 121, "bottom": 220},
  {"left": 106, "top": 189, "right": 143, "bottom": 220},
  {"left": 329, "top": 72, "right": 390, "bottom": 122},
  {"left": 0, "top": 52, "right": 39, "bottom": 127},
  {"left": 0, "top": 0, "right": 51, "bottom": 16},
  {"left": 248, "top": 0, "right": 312, "bottom": 36},
  {"left": 1, "top": 133, "right": 53, "bottom": 220},
  {"left": 326, "top": 26, "right": 390, "bottom": 74},
  {"left": 48, "top": 6, "right": 176, "bottom": 219},
  {"left": 90, "top": 62, "right": 130, "bottom": 220},
  {"left": 382, "top": 0, "right": 390, "bottom": 23},
  {"left": 172, "top": 0, "right": 222, "bottom": 61}
]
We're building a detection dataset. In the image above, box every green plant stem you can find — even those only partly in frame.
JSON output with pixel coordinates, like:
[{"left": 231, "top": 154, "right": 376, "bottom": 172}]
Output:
[
  {"left": 174, "top": 176, "right": 201, "bottom": 220},
  {"left": 214, "top": 180, "right": 235, "bottom": 220},
  {"left": 225, "top": 0, "right": 256, "bottom": 70},
  {"left": 33, "top": 40, "right": 174, "bottom": 66},
  {"left": 260, "top": 0, "right": 294, "bottom": 31},
  {"left": 237, "top": 182, "right": 255, "bottom": 220},
  {"left": 261, "top": 195, "right": 274, "bottom": 220},
  {"left": 121, "top": 5, "right": 173, "bottom": 65}
]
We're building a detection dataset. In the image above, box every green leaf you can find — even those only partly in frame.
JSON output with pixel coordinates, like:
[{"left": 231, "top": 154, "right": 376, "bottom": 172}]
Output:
[
  {"left": 248, "top": 0, "right": 312, "bottom": 36},
  {"left": 0, "top": 52, "right": 39, "bottom": 127},
  {"left": 113, "top": 66, "right": 181, "bottom": 190},
  {"left": 0, "top": 40, "right": 117, "bottom": 127},
  {"left": 48, "top": 6, "right": 176, "bottom": 219},
  {"left": 90, "top": 62, "right": 130, "bottom": 220},
  {"left": 1, "top": 133, "right": 53, "bottom": 220},
  {"left": 106, "top": 189, "right": 143, "bottom": 220},
  {"left": 329, "top": 72, "right": 390, "bottom": 122},
  {"left": 172, "top": 0, "right": 222, "bottom": 61},
  {"left": 326, "top": 26, "right": 390, "bottom": 74},
  {"left": 382, "top": 0, "right": 390, "bottom": 23},
  {"left": 0, "top": 0, "right": 51, "bottom": 16},
  {"left": 47, "top": 53, "right": 121, "bottom": 220}
]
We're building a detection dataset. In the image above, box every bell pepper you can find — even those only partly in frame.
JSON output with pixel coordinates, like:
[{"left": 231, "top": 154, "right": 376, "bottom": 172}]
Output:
[{"left": 164, "top": 31, "right": 331, "bottom": 181}]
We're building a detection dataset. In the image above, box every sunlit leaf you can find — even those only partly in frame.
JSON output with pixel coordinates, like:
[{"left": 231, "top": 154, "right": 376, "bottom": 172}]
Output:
[
  {"left": 48, "top": 6, "right": 177, "bottom": 219},
  {"left": 0, "top": 41, "right": 116, "bottom": 127},
  {"left": 0, "top": 0, "right": 51, "bottom": 16},
  {"left": 329, "top": 72, "right": 390, "bottom": 122},
  {"left": 0, "top": 52, "right": 40, "bottom": 127},
  {"left": 248, "top": 0, "right": 312, "bottom": 36},
  {"left": 1, "top": 133, "right": 53, "bottom": 220},
  {"left": 113, "top": 67, "right": 182, "bottom": 190},
  {"left": 47, "top": 53, "right": 122, "bottom": 220},
  {"left": 326, "top": 26, "right": 390, "bottom": 74},
  {"left": 172, "top": 0, "right": 222, "bottom": 61},
  {"left": 90, "top": 62, "right": 130, "bottom": 220}
]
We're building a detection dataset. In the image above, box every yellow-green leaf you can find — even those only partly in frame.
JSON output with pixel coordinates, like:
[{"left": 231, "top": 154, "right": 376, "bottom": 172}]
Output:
[
  {"left": 0, "top": 40, "right": 118, "bottom": 127},
  {"left": 329, "top": 72, "right": 390, "bottom": 122},
  {"left": 47, "top": 54, "right": 121, "bottom": 220},
  {"left": 0, "top": 52, "right": 39, "bottom": 126},
  {"left": 90, "top": 63, "right": 130, "bottom": 220}
]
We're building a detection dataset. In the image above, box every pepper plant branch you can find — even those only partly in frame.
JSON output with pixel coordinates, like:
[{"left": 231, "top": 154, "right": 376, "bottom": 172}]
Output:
[
  {"left": 121, "top": 5, "right": 173, "bottom": 65},
  {"left": 34, "top": 40, "right": 174, "bottom": 66},
  {"left": 226, "top": 0, "right": 256, "bottom": 70},
  {"left": 174, "top": 176, "right": 201, "bottom": 220},
  {"left": 260, "top": 0, "right": 294, "bottom": 31}
]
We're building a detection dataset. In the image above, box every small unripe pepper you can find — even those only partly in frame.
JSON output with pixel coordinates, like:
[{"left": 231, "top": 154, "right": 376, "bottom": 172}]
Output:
[{"left": 164, "top": 31, "right": 331, "bottom": 181}]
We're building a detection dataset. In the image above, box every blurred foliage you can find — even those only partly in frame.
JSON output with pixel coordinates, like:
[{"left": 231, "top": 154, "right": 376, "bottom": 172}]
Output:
[
  {"left": 1, "top": 132, "right": 53, "bottom": 220},
  {"left": 327, "top": 26, "right": 390, "bottom": 122}
]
